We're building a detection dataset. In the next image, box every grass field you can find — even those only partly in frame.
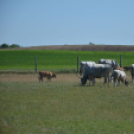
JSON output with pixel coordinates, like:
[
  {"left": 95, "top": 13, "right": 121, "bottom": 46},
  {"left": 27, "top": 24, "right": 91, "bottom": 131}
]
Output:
[
  {"left": 0, "top": 50, "right": 134, "bottom": 71},
  {"left": 0, "top": 73, "right": 134, "bottom": 134}
]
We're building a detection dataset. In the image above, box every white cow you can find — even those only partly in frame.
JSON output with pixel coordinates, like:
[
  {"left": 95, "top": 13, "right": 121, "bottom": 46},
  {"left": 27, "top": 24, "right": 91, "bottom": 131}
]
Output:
[
  {"left": 130, "top": 64, "right": 134, "bottom": 82},
  {"left": 99, "top": 59, "right": 119, "bottom": 70},
  {"left": 112, "top": 70, "right": 129, "bottom": 86},
  {"left": 80, "top": 61, "right": 96, "bottom": 75},
  {"left": 77, "top": 64, "right": 113, "bottom": 86}
]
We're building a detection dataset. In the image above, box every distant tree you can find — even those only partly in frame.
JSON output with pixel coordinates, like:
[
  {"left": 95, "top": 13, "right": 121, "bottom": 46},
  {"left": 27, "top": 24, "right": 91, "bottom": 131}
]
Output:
[
  {"left": 0, "top": 43, "right": 20, "bottom": 49},
  {"left": 0, "top": 43, "right": 9, "bottom": 48},
  {"left": 10, "top": 44, "right": 20, "bottom": 48},
  {"left": 89, "top": 42, "right": 95, "bottom": 45}
]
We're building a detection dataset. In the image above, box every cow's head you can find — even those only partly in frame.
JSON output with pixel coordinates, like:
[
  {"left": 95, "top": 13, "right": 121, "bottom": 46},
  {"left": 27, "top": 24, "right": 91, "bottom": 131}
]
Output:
[
  {"left": 52, "top": 73, "right": 57, "bottom": 78},
  {"left": 76, "top": 72, "right": 88, "bottom": 85},
  {"left": 81, "top": 77, "right": 87, "bottom": 85},
  {"left": 125, "top": 79, "right": 129, "bottom": 86}
]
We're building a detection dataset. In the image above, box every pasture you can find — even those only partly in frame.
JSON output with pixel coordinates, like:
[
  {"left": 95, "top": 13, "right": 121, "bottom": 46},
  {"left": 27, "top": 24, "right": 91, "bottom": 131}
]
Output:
[{"left": 0, "top": 73, "right": 134, "bottom": 134}]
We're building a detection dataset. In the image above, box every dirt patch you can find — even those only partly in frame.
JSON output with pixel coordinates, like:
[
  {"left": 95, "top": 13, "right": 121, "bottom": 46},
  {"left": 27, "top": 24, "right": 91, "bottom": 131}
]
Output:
[
  {"left": 0, "top": 73, "right": 80, "bottom": 83},
  {"left": 0, "top": 73, "right": 132, "bottom": 84}
]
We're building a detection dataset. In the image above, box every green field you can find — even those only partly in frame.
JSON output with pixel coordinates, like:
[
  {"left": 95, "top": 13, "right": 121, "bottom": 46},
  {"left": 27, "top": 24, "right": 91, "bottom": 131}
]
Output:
[
  {"left": 1, "top": 48, "right": 134, "bottom": 134},
  {"left": 0, "top": 73, "right": 134, "bottom": 134},
  {"left": 0, "top": 50, "right": 134, "bottom": 71}
]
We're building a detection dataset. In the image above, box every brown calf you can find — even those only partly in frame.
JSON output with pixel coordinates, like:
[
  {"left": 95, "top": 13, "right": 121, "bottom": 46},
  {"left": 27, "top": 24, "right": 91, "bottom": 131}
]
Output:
[{"left": 38, "top": 71, "right": 56, "bottom": 82}]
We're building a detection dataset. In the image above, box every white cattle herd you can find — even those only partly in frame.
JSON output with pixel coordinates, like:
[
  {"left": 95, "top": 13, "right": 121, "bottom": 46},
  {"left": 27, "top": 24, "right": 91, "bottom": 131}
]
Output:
[
  {"left": 76, "top": 59, "right": 134, "bottom": 86},
  {"left": 38, "top": 58, "right": 134, "bottom": 87}
]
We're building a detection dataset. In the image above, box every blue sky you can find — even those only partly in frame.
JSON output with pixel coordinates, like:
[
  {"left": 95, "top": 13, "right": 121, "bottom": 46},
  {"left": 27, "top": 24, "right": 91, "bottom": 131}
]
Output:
[{"left": 0, "top": 0, "right": 134, "bottom": 46}]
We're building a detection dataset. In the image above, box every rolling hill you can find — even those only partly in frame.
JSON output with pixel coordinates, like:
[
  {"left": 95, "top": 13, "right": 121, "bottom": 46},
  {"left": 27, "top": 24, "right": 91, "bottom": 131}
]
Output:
[{"left": 3, "top": 45, "right": 134, "bottom": 51}]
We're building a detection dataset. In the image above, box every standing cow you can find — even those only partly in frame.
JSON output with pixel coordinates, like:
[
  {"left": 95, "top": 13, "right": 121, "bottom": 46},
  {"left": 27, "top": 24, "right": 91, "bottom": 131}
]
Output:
[
  {"left": 76, "top": 64, "right": 113, "bottom": 86},
  {"left": 99, "top": 59, "right": 119, "bottom": 70},
  {"left": 112, "top": 70, "right": 129, "bottom": 86},
  {"left": 38, "top": 71, "right": 56, "bottom": 82},
  {"left": 130, "top": 64, "right": 134, "bottom": 82},
  {"left": 123, "top": 64, "right": 134, "bottom": 82}
]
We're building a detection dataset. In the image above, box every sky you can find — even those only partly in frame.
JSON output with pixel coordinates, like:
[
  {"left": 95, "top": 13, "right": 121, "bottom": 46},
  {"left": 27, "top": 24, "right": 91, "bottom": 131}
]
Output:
[{"left": 0, "top": 0, "right": 134, "bottom": 47}]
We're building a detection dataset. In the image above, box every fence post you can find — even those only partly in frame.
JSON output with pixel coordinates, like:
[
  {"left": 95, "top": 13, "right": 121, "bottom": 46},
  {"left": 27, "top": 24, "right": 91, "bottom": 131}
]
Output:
[
  {"left": 77, "top": 57, "right": 79, "bottom": 73},
  {"left": 120, "top": 54, "right": 122, "bottom": 67},
  {"left": 35, "top": 56, "right": 37, "bottom": 72}
]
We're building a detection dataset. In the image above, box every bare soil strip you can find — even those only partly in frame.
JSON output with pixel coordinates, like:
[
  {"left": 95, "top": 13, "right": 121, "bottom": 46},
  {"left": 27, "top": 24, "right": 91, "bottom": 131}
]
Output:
[{"left": 0, "top": 73, "right": 132, "bottom": 83}]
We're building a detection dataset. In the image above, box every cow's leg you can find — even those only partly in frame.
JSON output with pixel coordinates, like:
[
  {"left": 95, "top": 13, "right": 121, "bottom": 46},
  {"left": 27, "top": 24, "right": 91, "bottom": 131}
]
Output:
[
  {"left": 114, "top": 77, "right": 117, "bottom": 87},
  {"left": 38, "top": 76, "right": 40, "bottom": 82},
  {"left": 117, "top": 79, "right": 120, "bottom": 86},
  {"left": 123, "top": 78, "right": 126, "bottom": 86},
  {"left": 103, "top": 77, "right": 107, "bottom": 84},
  {"left": 131, "top": 70, "right": 134, "bottom": 83},
  {"left": 49, "top": 77, "right": 51, "bottom": 82},
  {"left": 89, "top": 77, "right": 94, "bottom": 86},
  {"left": 92, "top": 78, "right": 95, "bottom": 86},
  {"left": 47, "top": 76, "right": 51, "bottom": 82},
  {"left": 40, "top": 76, "right": 43, "bottom": 82},
  {"left": 88, "top": 76, "right": 91, "bottom": 86},
  {"left": 88, "top": 82, "right": 90, "bottom": 86},
  {"left": 38, "top": 76, "right": 42, "bottom": 82},
  {"left": 107, "top": 75, "right": 110, "bottom": 85},
  {"left": 107, "top": 77, "right": 109, "bottom": 85},
  {"left": 132, "top": 74, "right": 134, "bottom": 83},
  {"left": 88, "top": 79, "right": 91, "bottom": 86},
  {"left": 46, "top": 76, "right": 49, "bottom": 82},
  {"left": 39, "top": 76, "right": 43, "bottom": 82}
]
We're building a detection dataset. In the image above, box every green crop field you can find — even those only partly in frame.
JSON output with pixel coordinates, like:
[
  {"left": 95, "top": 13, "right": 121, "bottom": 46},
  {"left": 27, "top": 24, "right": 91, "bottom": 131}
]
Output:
[{"left": 0, "top": 50, "right": 134, "bottom": 72}]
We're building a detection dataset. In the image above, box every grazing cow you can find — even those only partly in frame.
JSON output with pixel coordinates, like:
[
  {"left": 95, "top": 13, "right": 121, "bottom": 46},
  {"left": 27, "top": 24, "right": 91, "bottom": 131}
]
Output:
[
  {"left": 80, "top": 61, "right": 96, "bottom": 75},
  {"left": 99, "top": 59, "right": 119, "bottom": 70},
  {"left": 107, "top": 67, "right": 124, "bottom": 83},
  {"left": 38, "top": 71, "right": 56, "bottom": 82},
  {"left": 112, "top": 70, "right": 129, "bottom": 86},
  {"left": 130, "top": 64, "right": 134, "bottom": 82},
  {"left": 76, "top": 64, "right": 113, "bottom": 86}
]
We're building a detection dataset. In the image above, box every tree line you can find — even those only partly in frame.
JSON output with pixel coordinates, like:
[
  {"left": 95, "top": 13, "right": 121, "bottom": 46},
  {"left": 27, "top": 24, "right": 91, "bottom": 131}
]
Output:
[{"left": 0, "top": 43, "right": 20, "bottom": 49}]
